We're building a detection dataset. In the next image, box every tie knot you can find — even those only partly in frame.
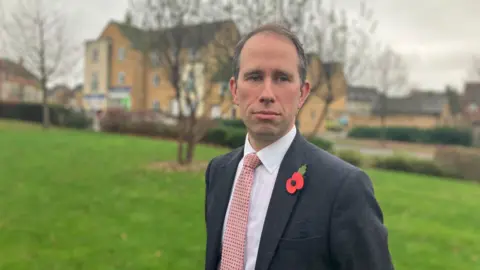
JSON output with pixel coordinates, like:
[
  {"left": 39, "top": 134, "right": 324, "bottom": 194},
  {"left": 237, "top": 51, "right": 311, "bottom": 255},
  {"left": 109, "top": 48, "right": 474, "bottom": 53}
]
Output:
[{"left": 244, "top": 153, "right": 261, "bottom": 169}]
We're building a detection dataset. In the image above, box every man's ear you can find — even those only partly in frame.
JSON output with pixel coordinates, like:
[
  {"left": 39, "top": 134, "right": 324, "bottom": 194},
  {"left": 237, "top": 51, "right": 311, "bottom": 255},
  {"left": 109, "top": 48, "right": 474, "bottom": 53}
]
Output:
[
  {"left": 229, "top": 77, "right": 239, "bottom": 105},
  {"left": 299, "top": 81, "right": 311, "bottom": 108}
]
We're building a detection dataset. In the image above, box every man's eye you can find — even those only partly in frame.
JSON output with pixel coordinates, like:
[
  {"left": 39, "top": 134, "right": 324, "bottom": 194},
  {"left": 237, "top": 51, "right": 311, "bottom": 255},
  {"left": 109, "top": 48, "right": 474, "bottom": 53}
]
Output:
[
  {"left": 277, "top": 75, "right": 290, "bottom": 82},
  {"left": 247, "top": 75, "right": 262, "bottom": 81}
]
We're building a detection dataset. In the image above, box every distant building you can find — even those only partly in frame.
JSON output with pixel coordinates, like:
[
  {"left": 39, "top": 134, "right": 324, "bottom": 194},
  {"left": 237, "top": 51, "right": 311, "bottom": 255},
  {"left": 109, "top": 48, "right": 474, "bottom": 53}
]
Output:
[
  {"left": 82, "top": 18, "right": 348, "bottom": 135},
  {"left": 48, "top": 84, "right": 84, "bottom": 110},
  {"left": 369, "top": 90, "right": 454, "bottom": 127},
  {"left": 0, "top": 57, "right": 41, "bottom": 103},
  {"left": 346, "top": 86, "right": 378, "bottom": 116},
  {"left": 461, "top": 82, "right": 480, "bottom": 124}
]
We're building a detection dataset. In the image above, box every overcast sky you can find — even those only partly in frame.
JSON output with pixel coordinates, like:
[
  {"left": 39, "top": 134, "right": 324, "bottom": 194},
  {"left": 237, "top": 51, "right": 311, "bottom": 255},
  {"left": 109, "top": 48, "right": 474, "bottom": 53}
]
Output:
[{"left": 2, "top": 0, "right": 479, "bottom": 92}]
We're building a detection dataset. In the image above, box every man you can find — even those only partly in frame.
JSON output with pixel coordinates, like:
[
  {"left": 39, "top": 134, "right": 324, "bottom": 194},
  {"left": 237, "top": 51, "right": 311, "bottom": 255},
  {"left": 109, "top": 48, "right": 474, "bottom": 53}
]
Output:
[{"left": 204, "top": 24, "right": 394, "bottom": 270}]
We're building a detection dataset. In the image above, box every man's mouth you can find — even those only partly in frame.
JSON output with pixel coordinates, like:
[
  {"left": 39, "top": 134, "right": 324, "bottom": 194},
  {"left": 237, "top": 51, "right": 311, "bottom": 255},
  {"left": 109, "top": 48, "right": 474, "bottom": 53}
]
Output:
[{"left": 253, "top": 111, "right": 280, "bottom": 120}]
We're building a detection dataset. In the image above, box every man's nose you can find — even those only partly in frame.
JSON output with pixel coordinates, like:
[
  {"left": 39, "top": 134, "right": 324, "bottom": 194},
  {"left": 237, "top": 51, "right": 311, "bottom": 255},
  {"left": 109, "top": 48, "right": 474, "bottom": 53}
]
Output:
[{"left": 259, "top": 78, "right": 275, "bottom": 103}]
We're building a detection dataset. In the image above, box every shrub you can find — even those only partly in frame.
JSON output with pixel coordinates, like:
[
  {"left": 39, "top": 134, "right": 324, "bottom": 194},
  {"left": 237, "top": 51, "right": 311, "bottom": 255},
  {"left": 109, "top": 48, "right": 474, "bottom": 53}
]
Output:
[
  {"left": 203, "top": 127, "right": 230, "bottom": 146},
  {"left": 219, "top": 119, "right": 246, "bottom": 129},
  {"left": 348, "top": 126, "right": 473, "bottom": 146},
  {"left": 373, "top": 155, "right": 460, "bottom": 178},
  {"left": 434, "top": 146, "right": 480, "bottom": 182},
  {"left": 99, "top": 110, "right": 179, "bottom": 138},
  {"left": 336, "top": 149, "right": 364, "bottom": 167},
  {"left": 0, "top": 101, "right": 91, "bottom": 129},
  {"left": 225, "top": 128, "right": 247, "bottom": 149},
  {"left": 309, "top": 137, "right": 334, "bottom": 153}
]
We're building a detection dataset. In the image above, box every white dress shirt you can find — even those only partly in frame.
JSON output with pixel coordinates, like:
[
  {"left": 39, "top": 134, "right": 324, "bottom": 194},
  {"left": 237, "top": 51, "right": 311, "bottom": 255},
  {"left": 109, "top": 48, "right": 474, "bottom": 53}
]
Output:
[{"left": 221, "top": 126, "right": 297, "bottom": 270}]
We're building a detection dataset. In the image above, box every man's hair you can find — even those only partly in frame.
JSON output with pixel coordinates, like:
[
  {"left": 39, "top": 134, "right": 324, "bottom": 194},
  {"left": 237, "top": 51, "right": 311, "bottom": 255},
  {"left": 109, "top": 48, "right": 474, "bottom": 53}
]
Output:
[{"left": 232, "top": 23, "right": 308, "bottom": 85}]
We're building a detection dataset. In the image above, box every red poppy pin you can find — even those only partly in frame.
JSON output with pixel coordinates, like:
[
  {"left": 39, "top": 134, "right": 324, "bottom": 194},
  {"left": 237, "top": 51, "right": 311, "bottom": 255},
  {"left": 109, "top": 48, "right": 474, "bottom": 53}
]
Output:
[{"left": 286, "top": 164, "right": 307, "bottom": 194}]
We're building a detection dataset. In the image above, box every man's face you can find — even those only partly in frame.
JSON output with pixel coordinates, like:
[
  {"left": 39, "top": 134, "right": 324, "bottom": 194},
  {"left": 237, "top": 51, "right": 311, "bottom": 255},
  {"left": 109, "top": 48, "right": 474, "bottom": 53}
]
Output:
[{"left": 230, "top": 32, "right": 310, "bottom": 142}]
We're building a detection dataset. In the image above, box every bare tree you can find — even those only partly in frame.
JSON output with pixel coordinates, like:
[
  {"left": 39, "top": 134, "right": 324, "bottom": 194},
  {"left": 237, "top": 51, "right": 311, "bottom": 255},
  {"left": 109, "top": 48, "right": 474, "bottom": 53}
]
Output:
[
  {"left": 303, "top": 0, "right": 378, "bottom": 137},
  {"left": 209, "top": 0, "right": 378, "bottom": 137},
  {"left": 3, "top": 0, "right": 78, "bottom": 128},
  {"left": 372, "top": 45, "right": 408, "bottom": 139},
  {"left": 129, "top": 0, "right": 239, "bottom": 165}
]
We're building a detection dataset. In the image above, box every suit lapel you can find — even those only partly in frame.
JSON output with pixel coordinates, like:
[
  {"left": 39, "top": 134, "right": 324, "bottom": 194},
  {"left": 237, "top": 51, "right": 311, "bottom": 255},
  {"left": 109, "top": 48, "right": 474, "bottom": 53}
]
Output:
[
  {"left": 255, "top": 132, "right": 308, "bottom": 270},
  {"left": 206, "top": 148, "right": 243, "bottom": 269}
]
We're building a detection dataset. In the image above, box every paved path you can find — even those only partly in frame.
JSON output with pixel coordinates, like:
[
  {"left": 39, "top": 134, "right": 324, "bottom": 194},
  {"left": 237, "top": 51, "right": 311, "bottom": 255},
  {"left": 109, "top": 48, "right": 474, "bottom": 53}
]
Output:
[{"left": 335, "top": 144, "right": 433, "bottom": 160}]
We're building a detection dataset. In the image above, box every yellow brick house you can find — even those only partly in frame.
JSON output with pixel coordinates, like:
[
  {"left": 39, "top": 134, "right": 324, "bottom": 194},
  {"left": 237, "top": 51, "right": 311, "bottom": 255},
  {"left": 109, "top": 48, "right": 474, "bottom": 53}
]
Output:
[
  {"left": 82, "top": 17, "right": 240, "bottom": 118},
  {"left": 82, "top": 17, "right": 347, "bottom": 135}
]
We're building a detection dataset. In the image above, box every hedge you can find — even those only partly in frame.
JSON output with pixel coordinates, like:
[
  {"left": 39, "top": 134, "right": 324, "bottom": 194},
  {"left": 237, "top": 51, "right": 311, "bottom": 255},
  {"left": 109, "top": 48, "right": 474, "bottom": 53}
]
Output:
[
  {"left": 434, "top": 146, "right": 480, "bottom": 182},
  {"left": 372, "top": 155, "right": 461, "bottom": 179},
  {"left": 348, "top": 126, "right": 473, "bottom": 146},
  {"left": 0, "top": 101, "right": 91, "bottom": 129}
]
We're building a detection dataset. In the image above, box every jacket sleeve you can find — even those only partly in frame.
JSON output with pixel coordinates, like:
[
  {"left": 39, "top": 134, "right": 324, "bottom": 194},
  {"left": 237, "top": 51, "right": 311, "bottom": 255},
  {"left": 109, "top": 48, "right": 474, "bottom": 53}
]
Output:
[{"left": 329, "top": 169, "right": 394, "bottom": 270}]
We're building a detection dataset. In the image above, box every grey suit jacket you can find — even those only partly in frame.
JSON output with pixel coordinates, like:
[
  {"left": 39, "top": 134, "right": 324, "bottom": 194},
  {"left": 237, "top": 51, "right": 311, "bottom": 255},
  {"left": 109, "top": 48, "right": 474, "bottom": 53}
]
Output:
[{"left": 204, "top": 130, "right": 394, "bottom": 270}]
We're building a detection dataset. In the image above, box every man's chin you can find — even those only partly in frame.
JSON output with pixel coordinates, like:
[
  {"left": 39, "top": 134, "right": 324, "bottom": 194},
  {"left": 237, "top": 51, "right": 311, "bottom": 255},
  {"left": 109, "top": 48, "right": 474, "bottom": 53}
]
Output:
[{"left": 249, "top": 125, "right": 279, "bottom": 139}]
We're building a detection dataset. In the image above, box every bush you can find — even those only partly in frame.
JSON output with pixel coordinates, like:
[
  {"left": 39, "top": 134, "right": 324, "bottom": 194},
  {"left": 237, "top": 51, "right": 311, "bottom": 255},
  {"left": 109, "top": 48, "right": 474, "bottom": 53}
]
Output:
[
  {"left": 219, "top": 119, "right": 246, "bottom": 129},
  {"left": 372, "top": 155, "right": 460, "bottom": 178},
  {"left": 201, "top": 126, "right": 246, "bottom": 149},
  {"left": 0, "top": 101, "right": 91, "bottom": 129},
  {"left": 434, "top": 146, "right": 480, "bottom": 182},
  {"left": 225, "top": 128, "right": 247, "bottom": 148},
  {"left": 348, "top": 126, "right": 473, "bottom": 146},
  {"left": 336, "top": 149, "right": 364, "bottom": 167},
  {"left": 309, "top": 137, "right": 334, "bottom": 153},
  {"left": 100, "top": 110, "right": 179, "bottom": 138},
  {"left": 203, "top": 127, "right": 230, "bottom": 145}
]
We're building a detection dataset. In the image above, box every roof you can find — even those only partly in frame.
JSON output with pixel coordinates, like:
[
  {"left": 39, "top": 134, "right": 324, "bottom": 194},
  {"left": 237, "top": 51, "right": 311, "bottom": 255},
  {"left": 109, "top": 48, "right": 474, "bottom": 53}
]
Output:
[
  {"left": 0, "top": 58, "right": 38, "bottom": 83},
  {"left": 372, "top": 90, "right": 448, "bottom": 116},
  {"left": 347, "top": 86, "right": 378, "bottom": 103},
  {"left": 111, "top": 19, "right": 238, "bottom": 51}
]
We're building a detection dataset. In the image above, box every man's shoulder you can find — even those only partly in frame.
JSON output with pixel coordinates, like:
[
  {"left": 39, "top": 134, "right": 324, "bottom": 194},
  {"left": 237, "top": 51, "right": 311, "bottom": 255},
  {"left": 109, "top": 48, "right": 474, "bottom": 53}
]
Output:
[
  {"left": 302, "top": 139, "right": 365, "bottom": 184},
  {"left": 304, "top": 140, "right": 358, "bottom": 170}
]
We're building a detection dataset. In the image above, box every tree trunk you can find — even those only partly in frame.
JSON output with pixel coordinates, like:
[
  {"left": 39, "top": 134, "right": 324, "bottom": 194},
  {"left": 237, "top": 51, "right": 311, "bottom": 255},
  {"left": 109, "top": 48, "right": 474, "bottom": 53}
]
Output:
[
  {"left": 307, "top": 85, "right": 334, "bottom": 139},
  {"left": 42, "top": 84, "right": 50, "bottom": 129},
  {"left": 307, "top": 100, "right": 330, "bottom": 139},
  {"left": 185, "top": 114, "right": 197, "bottom": 164},
  {"left": 176, "top": 115, "right": 186, "bottom": 165},
  {"left": 379, "top": 94, "right": 387, "bottom": 147},
  {"left": 380, "top": 114, "right": 387, "bottom": 147}
]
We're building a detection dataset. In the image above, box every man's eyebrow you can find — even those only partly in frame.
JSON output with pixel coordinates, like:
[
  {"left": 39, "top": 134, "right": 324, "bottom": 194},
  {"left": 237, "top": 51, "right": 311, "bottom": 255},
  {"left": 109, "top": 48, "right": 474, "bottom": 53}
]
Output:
[
  {"left": 273, "top": 69, "right": 293, "bottom": 77},
  {"left": 243, "top": 69, "right": 263, "bottom": 77}
]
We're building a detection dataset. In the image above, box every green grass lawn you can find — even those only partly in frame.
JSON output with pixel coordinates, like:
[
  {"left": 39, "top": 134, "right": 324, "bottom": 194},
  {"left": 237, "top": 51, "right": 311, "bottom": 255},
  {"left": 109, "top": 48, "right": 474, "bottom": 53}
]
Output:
[{"left": 1, "top": 120, "right": 479, "bottom": 269}]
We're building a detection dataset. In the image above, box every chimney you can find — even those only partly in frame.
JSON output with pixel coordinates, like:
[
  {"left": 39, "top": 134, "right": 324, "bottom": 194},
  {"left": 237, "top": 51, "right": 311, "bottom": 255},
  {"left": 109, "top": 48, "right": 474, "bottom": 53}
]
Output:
[{"left": 18, "top": 57, "right": 24, "bottom": 66}]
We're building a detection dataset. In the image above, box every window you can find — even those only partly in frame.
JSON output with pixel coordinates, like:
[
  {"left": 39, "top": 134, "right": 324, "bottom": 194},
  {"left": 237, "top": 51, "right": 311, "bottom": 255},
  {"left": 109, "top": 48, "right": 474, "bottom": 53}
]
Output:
[
  {"left": 118, "top": 47, "right": 125, "bottom": 61},
  {"left": 152, "top": 73, "right": 160, "bottom": 87},
  {"left": 211, "top": 105, "right": 221, "bottom": 119},
  {"left": 153, "top": 100, "right": 161, "bottom": 111},
  {"left": 170, "top": 99, "right": 179, "bottom": 116},
  {"left": 219, "top": 82, "right": 229, "bottom": 97},
  {"left": 185, "top": 70, "right": 195, "bottom": 92},
  {"left": 92, "top": 49, "right": 99, "bottom": 62},
  {"left": 118, "top": 72, "right": 125, "bottom": 85},
  {"left": 91, "top": 72, "right": 98, "bottom": 92},
  {"left": 468, "top": 103, "right": 478, "bottom": 112},
  {"left": 150, "top": 52, "right": 160, "bottom": 67},
  {"left": 188, "top": 48, "right": 198, "bottom": 61}
]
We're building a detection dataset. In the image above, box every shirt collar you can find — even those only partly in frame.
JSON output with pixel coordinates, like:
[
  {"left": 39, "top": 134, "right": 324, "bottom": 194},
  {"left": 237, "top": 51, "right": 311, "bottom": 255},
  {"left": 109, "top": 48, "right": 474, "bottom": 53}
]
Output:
[{"left": 243, "top": 126, "right": 297, "bottom": 174}]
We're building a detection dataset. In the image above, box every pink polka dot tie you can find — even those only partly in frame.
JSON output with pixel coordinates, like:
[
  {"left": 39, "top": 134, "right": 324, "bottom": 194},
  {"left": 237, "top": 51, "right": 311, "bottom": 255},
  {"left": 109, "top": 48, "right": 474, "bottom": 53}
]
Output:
[{"left": 220, "top": 153, "right": 262, "bottom": 270}]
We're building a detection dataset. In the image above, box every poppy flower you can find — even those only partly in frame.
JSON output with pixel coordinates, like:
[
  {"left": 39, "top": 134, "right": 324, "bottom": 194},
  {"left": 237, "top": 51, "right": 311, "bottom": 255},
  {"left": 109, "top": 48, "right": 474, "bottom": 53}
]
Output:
[{"left": 286, "top": 172, "right": 304, "bottom": 194}]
